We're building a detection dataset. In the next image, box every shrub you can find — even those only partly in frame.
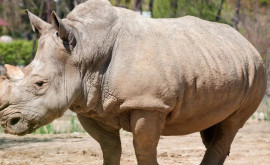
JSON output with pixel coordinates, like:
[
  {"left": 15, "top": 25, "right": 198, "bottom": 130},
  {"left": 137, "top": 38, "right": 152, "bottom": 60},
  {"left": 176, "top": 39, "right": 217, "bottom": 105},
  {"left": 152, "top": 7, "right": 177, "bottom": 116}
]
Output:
[{"left": 0, "top": 40, "right": 36, "bottom": 66}]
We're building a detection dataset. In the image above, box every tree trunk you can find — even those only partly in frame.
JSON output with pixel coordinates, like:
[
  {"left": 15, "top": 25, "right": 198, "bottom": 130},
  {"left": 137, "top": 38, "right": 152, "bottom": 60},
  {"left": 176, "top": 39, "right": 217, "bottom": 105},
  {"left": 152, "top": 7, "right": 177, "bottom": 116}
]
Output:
[
  {"left": 266, "top": 49, "right": 270, "bottom": 95},
  {"left": 233, "top": 0, "right": 241, "bottom": 30},
  {"left": 149, "top": 0, "right": 153, "bottom": 17},
  {"left": 216, "top": 0, "right": 224, "bottom": 21},
  {"left": 170, "top": 0, "right": 178, "bottom": 17},
  {"left": 133, "top": 0, "right": 143, "bottom": 12},
  {"left": 31, "top": 1, "right": 44, "bottom": 60},
  {"left": 74, "top": 0, "right": 78, "bottom": 7},
  {"left": 45, "top": 0, "right": 51, "bottom": 23}
]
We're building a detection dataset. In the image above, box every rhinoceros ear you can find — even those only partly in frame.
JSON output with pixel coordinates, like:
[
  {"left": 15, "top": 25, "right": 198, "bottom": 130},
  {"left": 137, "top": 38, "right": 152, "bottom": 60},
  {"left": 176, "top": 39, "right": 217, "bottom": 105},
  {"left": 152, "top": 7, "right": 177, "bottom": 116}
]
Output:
[
  {"left": 51, "top": 11, "right": 76, "bottom": 50},
  {"left": 4, "top": 64, "right": 24, "bottom": 81},
  {"left": 25, "top": 9, "right": 50, "bottom": 34}
]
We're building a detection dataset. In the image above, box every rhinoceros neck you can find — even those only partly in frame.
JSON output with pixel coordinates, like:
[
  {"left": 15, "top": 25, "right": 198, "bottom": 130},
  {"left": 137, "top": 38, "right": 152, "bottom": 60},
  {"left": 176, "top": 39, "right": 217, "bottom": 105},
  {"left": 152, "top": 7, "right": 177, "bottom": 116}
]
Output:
[
  {"left": 66, "top": 2, "right": 123, "bottom": 114},
  {"left": 70, "top": 63, "right": 117, "bottom": 115},
  {"left": 68, "top": 4, "right": 153, "bottom": 115}
]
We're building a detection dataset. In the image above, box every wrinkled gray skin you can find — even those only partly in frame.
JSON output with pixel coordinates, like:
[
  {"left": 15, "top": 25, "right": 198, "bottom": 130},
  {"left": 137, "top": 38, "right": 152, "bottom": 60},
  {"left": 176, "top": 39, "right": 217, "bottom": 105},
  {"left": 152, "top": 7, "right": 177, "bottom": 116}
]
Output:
[{"left": 0, "top": 0, "right": 266, "bottom": 165}]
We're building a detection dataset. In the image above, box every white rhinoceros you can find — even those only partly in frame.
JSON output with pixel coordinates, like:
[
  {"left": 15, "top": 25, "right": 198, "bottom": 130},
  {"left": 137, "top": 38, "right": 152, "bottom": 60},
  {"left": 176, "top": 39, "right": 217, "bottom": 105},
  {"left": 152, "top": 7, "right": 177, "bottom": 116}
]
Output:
[{"left": 0, "top": 0, "right": 266, "bottom": 165}]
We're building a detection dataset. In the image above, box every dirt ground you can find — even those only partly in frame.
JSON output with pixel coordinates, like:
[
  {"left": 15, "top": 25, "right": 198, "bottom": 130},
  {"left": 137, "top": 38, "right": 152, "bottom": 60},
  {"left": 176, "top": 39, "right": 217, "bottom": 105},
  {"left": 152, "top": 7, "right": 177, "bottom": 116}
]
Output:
[{"left": 0, "top": 121, "right": 269, "bottom": 165}]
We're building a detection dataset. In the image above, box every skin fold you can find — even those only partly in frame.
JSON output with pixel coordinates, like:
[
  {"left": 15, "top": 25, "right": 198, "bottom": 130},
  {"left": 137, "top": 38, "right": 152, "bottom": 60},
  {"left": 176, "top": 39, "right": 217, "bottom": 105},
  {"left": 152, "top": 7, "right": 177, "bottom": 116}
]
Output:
[{"left": 0, "top": 0, "right": 266, "bottom": 165}]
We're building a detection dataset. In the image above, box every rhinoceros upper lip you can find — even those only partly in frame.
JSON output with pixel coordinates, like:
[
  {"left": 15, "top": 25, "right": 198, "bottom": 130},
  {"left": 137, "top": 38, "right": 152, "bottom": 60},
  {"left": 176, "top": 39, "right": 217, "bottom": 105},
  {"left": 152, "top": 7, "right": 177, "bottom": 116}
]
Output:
[{"left": 0, "top": 109, "right": 20, "bottom": 119}]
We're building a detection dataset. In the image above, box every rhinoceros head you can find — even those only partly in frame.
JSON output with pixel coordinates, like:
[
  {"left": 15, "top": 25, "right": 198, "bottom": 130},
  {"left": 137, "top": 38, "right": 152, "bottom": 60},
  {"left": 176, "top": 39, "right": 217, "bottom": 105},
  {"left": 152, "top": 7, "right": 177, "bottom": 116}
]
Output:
[
  {"left": 0, "top": 0, "right": 118, "bottom": 135},
  {"left": 0, "top": 11, "right": 82, "bottom": 135}
]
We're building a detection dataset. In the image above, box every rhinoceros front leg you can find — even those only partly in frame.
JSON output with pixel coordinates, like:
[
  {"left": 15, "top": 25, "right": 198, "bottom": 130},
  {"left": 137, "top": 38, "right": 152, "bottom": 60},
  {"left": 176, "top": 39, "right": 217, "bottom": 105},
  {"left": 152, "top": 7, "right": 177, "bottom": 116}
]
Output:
[
  {"left": 130, "top": 110, "right": 167, "bottom": 165},
  {"left": 77, "top": 114, "right": 121, "bottom": 165}
]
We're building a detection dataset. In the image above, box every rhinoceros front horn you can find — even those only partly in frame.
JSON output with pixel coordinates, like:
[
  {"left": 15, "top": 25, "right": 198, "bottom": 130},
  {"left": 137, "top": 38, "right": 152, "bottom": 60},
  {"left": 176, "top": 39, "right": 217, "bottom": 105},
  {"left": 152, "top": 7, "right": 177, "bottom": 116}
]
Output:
[{"left": 4, "top": 64, "right": 24, "bottom": 81}]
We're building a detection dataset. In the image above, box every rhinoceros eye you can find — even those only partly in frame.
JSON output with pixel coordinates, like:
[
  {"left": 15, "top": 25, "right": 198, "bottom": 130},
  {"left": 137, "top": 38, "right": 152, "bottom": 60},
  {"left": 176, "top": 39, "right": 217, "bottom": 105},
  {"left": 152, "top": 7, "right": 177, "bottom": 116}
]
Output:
[
  {"left": 34, "top": 81, "right": 46, "bottom": 89},
  {"left": 32, "top": 79, "right": 48, "bottom": 95},
  {"left": 35, "top": 81, "right": 44, "bottom": 87},
  {"left": 56, "top": 32, "right": 59, "bottom": 37}
]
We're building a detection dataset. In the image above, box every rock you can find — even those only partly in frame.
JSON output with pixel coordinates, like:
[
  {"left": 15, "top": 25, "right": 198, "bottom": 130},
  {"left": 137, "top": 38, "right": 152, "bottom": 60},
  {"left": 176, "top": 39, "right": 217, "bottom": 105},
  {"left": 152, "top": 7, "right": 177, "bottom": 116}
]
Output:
[{"left": 0, "top": 35, "right": 13, "bottom": 43}]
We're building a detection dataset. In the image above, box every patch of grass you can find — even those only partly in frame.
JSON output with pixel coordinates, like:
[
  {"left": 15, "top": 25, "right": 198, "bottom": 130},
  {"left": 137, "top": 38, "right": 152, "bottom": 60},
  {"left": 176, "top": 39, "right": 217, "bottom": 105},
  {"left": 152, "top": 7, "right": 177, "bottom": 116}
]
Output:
[
  {"left": 252, "top": 95, "right": 270, "bottom": 122},
  {"left": 33, "top": 115, "right": 85, "bottom": 134},
  {"left": 70, "top": 115, "right": 85, "bottom": 133},
  {"left": 264, "top": 96, "right": 270, "bottom": 121},
  {"left": 71, "top": 115, "right": 76, "bottom": 133},
  {"left": 33, "top": 124, "right": 52, "bottom": 134}
]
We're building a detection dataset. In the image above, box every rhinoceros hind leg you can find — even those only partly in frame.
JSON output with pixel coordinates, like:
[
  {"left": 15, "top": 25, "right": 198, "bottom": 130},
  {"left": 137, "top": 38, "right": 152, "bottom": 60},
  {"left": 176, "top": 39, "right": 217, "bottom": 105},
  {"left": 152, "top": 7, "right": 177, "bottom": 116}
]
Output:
[
  {"left": 200, "top": 124, "right": 218, "bottom": 148},
  {"left": 130, "top": 110, "right": 167, "bottom": 165},
  {"left": 200, "top": 120, "right": 239, "bottom": 165},
  {"left": 77, "top": 114, "right": 121, "bottom": 165}
]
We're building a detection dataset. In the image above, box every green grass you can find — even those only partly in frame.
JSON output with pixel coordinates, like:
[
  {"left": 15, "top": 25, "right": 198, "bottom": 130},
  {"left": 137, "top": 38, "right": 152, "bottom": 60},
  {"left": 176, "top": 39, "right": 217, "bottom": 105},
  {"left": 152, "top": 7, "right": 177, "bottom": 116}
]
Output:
[
  {"left": 33, "top": 115, "right": 85, "bottom": 134},
  {"left": 264, "top": 96, "right": 270, "bottom": 121}
]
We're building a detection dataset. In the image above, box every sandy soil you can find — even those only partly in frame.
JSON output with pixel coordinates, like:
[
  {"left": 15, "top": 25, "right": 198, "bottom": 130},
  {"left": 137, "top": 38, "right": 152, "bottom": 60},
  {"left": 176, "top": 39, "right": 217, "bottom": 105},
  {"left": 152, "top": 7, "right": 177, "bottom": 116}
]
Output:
[{"left": 0, "top": 121, "right": 269, "bottom": 165}]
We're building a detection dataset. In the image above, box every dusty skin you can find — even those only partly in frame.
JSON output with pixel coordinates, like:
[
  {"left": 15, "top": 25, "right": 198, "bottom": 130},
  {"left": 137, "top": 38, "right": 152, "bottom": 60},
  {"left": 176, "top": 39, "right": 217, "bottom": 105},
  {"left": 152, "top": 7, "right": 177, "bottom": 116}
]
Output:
[
  {"left": 0, "top": 0, "right": 267, "bottom": 164},
  {"left": 0, "top": 121, "right": 269, "bottom": 165}
]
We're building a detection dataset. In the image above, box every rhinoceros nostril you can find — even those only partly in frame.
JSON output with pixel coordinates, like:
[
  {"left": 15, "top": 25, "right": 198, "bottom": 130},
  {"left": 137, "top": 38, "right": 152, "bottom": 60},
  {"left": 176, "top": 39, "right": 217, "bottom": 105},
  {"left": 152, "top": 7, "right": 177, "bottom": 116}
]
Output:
[
  {"left": 0, "top": 103, "right": 9, "bottom": 111},
  {"left": 10, "top": 117, "right": 20, "bottom": 126}
]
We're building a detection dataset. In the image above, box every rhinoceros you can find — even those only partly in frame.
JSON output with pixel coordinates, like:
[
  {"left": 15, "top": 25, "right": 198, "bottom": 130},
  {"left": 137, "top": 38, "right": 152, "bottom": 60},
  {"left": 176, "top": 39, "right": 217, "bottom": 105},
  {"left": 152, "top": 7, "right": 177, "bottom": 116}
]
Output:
[{"left": 0, "top": 0, "right": 266, "bottom": 164}]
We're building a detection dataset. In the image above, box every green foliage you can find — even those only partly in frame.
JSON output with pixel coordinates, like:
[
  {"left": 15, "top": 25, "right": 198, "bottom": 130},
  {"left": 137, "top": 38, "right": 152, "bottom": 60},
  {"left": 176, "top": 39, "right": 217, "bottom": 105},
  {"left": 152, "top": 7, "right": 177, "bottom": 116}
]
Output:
[
  {"left": 264, "top": 96, "right": 270, "bottom": 121},
  {"left": 70, "top": 116, "right": 85, "bottom": 133},
  {"left": 259, "top": 0, "right": 270, "bottom": 6},
  {"left": 109, "top": 0, "right": 132, "bottom": 9},
  {"left": 153, "top": 0, "right": 171, "bottom": 18},
  {"left": 71, "top": 115, "right": 76, "bottom": 133},
  {"left": 153, "top": 0, "right": 221, "bottom": 22},
  {"left": 33, "top": 124, "right": 54, "bottom": 134},
  {"left": 0, "top": 40, "right": 36, "bottom": 65}
]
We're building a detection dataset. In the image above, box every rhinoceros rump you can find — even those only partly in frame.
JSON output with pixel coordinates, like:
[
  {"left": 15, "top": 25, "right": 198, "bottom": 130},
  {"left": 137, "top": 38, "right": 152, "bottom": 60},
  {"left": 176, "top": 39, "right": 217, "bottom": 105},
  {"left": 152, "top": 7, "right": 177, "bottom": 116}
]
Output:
[{"left": 0, "top": 0, "right": 266, "bottom": 164}]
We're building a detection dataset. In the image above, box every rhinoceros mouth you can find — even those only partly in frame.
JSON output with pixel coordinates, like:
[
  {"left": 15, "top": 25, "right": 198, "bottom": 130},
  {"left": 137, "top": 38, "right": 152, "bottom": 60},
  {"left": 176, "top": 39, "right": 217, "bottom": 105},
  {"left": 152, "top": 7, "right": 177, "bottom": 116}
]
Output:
[{"left": 0, "top": 113, "right": 35, "bottom": 136}]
